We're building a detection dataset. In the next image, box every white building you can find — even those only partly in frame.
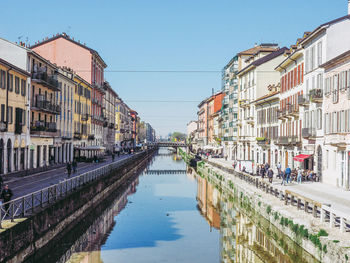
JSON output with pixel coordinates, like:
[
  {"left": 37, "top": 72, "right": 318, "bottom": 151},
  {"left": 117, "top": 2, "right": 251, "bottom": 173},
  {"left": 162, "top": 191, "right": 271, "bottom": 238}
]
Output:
[
  {"left": 321, "top": 50, "right": 350, "bottom": 189},
  {"left": 237, "top": 46, "right": 287, "bottom": 168},
  {"left": 299, "top": 13, "right": 350, "bottom": 180}
]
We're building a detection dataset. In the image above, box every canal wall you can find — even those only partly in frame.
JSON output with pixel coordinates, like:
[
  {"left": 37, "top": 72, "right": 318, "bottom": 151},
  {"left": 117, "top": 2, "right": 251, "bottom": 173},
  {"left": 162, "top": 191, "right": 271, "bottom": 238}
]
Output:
[
  {"left": 178, "top": 149, "right": 350, "bottom": 263},
  {"left": 0, "top": 149, "right": 156, "bottom": 263}
]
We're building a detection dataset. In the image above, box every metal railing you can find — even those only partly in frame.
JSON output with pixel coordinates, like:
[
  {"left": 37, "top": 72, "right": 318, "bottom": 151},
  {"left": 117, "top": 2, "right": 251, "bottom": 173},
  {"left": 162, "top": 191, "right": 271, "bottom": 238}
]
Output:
[
  {"left": 0, "top": 152, "right": 145, "bottom": 228},
  {"left": 202, "top": 159, "right": 350, "bottom": 233}
]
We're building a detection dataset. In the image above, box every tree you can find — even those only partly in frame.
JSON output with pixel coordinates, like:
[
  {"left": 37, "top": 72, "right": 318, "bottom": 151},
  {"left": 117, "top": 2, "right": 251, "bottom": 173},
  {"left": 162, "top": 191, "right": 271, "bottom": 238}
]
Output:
[{"left": 170, "top": 132, "right": 186, "bottom": 142}]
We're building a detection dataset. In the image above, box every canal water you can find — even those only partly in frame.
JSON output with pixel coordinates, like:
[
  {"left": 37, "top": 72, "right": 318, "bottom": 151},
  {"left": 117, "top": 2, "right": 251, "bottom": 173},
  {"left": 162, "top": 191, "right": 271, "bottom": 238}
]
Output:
[{"left": 27, "top": 148, "right": 318, "bottom": 263}]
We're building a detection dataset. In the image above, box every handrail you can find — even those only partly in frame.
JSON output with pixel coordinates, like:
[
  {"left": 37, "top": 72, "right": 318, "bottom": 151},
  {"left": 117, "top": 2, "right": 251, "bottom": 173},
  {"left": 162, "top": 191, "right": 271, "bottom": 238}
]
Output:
[{"left": 0, "top": 151, "right": 146, "bottom": 228}]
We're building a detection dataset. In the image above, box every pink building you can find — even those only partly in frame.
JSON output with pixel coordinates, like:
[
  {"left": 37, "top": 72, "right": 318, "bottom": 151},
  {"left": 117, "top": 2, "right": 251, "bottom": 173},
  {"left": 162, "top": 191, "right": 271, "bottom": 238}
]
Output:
[{"left": 30, "top": 33, "right": 107, "bottom": 147}]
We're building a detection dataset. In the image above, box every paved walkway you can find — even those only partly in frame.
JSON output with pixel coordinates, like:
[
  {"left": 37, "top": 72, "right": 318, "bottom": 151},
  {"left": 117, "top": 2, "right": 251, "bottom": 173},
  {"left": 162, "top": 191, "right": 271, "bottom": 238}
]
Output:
[
  {"left": 6, "top": 154, "right": 133, "bottom": 199},
  {"left": 207, "top": 157, "right": 350, "bottom": 215}
]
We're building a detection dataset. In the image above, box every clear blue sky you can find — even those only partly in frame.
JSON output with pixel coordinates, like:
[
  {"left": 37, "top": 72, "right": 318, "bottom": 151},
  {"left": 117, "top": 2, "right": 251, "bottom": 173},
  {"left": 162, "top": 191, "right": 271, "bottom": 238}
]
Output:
[{"left": 0, "top": 0, "right": 347, "bottom": 136}]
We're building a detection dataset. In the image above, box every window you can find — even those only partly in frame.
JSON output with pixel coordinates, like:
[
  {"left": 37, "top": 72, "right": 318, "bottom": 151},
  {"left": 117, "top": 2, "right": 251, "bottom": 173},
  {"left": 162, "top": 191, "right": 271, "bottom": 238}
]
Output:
[
  {"left": 8, "top": 74, "right": 13, "bottom": 91},
  {"left": 305, "top": 49, "right": 310, "bottom": 73},
  {"left": 7, "top": 106, "right": 13, "bottom": 124},
  {"left": 311, "top": 46, "right": 316, "bottom": 71},
  {"left": 317, "top": 41, "right": 322, "bottom": 66},
  {"left": 0, "top": 104, "right": 4, "bottom": 122},
  {"left": 317, "top": 73, "right": 323, "bottom": 91},
  {"left": 15, "top": 76, "right": 20, "bottom": 94},
  {"left": 21, "top": 79, "right": 26, "bottom": 96},
  {"left": 317, "top": 108, "right": 322, "bottom": 130},
  {"left": 333, "top": 75, "right": 339, "bottom": 103},
  {"left": 0, "top": 70, "right": 6, "bottom": 89}
]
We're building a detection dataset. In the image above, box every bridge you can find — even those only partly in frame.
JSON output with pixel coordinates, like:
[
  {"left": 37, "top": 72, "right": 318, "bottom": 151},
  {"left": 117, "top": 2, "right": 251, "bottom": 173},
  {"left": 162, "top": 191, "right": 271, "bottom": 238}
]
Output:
[
  {"left": 145, "top": 169, "right": 187, "bottom": 175},
  {"left": 147, "top": 141, "right": 187, "bottom": 147}
]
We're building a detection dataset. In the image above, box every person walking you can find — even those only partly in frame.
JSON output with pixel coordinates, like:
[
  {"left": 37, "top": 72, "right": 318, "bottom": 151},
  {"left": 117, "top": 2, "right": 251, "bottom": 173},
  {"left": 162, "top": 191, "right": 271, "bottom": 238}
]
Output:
[
  {"left": 112, "top": 153, "right": 115, "bottom": 162},
  {"left": 1, "top": 185, "right": 13, "bottom": 216},
  {"left": 265, "top": 163, "right": 270, "bottom": 173},
  {"left": 67, "top": 162, "right": 72, "bottom": 178},
  {"left": 267, "top": 168, "right": 274, "bottom": 184},
  {"left": 281, "top": 171, "right": 286, "bottom": 186},
  {"left": 285, "top": 166, "right": 291, "bottom": 184},
  {"left": 72, "top": 159, "right": 77, "bottom": 174},
  {"left": 297, "top": 168, "right": 302, "bottom": 184},
  {"left": 256, "top": 165, "right": 260, "bottom": 176},
  {"left": 277, "top": 162, "right": 281, "bottom": 177},
  {"left": 260, "top": 164, "right": 266, "bottom": 179}
]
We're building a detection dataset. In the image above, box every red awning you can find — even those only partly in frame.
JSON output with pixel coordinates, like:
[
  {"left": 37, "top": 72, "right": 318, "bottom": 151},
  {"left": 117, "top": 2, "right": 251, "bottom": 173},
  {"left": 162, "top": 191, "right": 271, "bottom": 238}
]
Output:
[{"left": 293, "top": 154, "right": 312, "bottom": 162}]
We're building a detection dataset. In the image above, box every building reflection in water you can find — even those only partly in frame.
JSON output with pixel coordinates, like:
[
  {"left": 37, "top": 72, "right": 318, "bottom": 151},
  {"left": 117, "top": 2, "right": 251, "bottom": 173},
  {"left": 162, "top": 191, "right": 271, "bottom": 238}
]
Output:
[
  {"left": 193, "top": 167, "right": 318, "bottom": 263},
  {"left": 58, "top": 178, "right": 139, "bottom": 263}
]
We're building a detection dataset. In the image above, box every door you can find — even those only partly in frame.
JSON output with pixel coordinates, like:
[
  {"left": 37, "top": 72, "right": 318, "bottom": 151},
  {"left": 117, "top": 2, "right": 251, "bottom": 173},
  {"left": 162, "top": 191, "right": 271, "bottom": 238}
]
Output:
[
  {"left": 285, "top": 151, "right": 288, "bottom": 169},
  {"left": 268, "top": 149, "right": 271, "bottom": 165}
]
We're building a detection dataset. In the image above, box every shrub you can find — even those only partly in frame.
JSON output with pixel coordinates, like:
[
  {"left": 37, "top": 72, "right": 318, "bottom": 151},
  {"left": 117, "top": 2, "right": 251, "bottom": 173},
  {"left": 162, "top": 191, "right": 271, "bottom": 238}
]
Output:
[
  {"left": 274, "top": 212, "right": 279, "bottom": 221},
  {"left": 323, "top": 244, "right": 327, "bottom": 253},
  {"left": 345, "top": 254, "right": 348, "bottom": 261},
  {"left": 317, "top": 229, "right": 328, "bottom": 237},
  {"left": 258, "top": 201, "right": 261, "bottom": 207},
  {"left": 266, "top": 205, "right": 272, "bottom": 215},
  {"left": 333, "top": 240, "right": 340, "bottom": 243}
]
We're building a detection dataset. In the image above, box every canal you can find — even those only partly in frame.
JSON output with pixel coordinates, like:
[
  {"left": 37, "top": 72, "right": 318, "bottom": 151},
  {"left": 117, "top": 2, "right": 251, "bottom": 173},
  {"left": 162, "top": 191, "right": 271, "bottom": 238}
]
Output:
[{"left": 24, "top": 148, "right": 318, "bottom": 263}]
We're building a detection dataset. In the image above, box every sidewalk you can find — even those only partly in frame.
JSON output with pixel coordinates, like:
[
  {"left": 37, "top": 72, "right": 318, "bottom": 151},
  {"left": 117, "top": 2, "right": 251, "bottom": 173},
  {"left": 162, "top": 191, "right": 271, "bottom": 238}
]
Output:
[
  {"left": 7, "top": 154, "right": 132, "bottom": 199},
  {"left": 207, "top": 157, "right": 350, "bottom": 215}
]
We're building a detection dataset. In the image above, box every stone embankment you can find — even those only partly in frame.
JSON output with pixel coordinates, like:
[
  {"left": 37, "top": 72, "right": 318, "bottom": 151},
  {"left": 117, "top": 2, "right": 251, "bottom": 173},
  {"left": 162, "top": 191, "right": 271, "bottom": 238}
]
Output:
[
  {"left": 179, "top": 148, "right": 350, "bottom": 263},
  {"left": 0, "top": 149, "right": 156, "bottom": 263}
]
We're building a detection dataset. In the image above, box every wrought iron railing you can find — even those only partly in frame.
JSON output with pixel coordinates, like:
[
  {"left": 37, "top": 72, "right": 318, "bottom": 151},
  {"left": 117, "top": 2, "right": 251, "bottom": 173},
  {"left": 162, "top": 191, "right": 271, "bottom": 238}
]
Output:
[{"left": 0, "top": 152, "right": 144, "bottom": 228}]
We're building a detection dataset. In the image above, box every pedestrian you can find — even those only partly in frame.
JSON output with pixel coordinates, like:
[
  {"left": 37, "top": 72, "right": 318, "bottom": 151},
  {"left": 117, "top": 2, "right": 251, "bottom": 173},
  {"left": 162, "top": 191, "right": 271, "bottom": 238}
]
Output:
[
  {"left": 281, "top": 171, "right": 286, "bottom": 186},
  {"left": 225, "top": 155, "right": 228, "bottom": 161},
  {"left": 277, "top": 162, "right": 281, "bottom": 178},
  {"left": 260, "top": 164, "right": 265, "bottom": 179},
  {"left": 285, "top": 166, "right": 291, "bottom": 184},
  {"left": 267, "top": 168, "right": 274, "bottom": 183},
  {"left": 93, "top": 155, "right": 98, "bottom": 163},
  {"left": 112, "top": 153, "right": 115, "bottom": 162},
  {"left": 256, "top": 165, "right": 260, "bottom": 176},
  {"left": 265, "top": 162, "right": 270, "bottom": 173},
  {"left": 297, "top": 168, "right": 302, "bottom": 184},
  {"left": 67, "top": 162, "right": 72, "bottom": 178},
  {"left": 1, "top": 185, "right": 13, "bottom": 216},
  {"left": 72, "top": 159, "right": 77, "bottom": 174}
]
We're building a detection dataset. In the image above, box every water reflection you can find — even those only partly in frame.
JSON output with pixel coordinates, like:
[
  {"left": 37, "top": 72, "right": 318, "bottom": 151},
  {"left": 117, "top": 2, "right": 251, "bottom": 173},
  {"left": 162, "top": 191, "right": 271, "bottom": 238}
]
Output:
[
  {"left": 194, "top": 166, "right": 319, "bottom": 263},
  {"left": 24, "top": 149, "right": 316, "bottom": 263}
]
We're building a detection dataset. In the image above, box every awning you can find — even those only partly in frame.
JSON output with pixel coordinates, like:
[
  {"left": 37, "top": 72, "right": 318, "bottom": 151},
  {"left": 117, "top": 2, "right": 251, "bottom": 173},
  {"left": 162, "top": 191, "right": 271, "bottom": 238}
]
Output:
[{"left": 293, "top": 154, "right": 312, "bottom": 162}]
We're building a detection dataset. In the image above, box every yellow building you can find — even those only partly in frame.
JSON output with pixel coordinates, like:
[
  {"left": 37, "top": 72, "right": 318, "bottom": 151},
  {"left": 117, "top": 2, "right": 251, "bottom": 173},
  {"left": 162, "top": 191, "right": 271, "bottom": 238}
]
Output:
[
  {"left": 0, "top": 58, "right": 30, "bottom": 174},
  {"left": 29, "top": 52, "right": 60, "bottom": 169},
  {"left": 73, "top": 74, "right": 95, "bottom": 159}
]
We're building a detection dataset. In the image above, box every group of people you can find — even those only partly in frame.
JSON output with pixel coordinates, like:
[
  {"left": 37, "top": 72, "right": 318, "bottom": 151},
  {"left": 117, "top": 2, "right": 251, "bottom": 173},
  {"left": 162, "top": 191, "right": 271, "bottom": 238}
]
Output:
[
  {"left": 256, "top": 163, "right": 274, "bottom": 183},
  {"left": 66, "top": 159, "right": 78, "bottom": 177}
]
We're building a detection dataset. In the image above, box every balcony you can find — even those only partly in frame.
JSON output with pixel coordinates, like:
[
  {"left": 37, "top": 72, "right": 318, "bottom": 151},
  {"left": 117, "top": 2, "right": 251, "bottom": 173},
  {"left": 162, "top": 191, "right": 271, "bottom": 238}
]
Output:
[
  {"left": 81, "top": 113, "right": 89, "bottom": 122},
  {"left": 92, "top": 82, "right": 106, "bottom": 94},
  {"left": 32, "top": 95, "right": 61, "bottom": 114},
  {"left": 247, "top": 116, "right": 254, "bottom": 124},
  {"left": 277, "top": 109, "right": 287, "bottom": 119},
  {"left": 256, "top": 137, "right": 270, "bottom": 146},
  {"left": 298, "top": 95, "right": 309, "bottom": 106},
  {"left": 62, "top": 132, "right": 73, "bottom": 140},
  {"left": 287, "top": 105, "right": 299, "bottom": 117},
  {"left": 74, "top": 132, "right": 82, "bottom": 140},
  {"left": 239, "top": 99, "right": 250, "bottom": 107},
  {"left": 30, "top": 122, "right": 59, "bottom": 137},
  {"left": 302, "top": 127, "right": 316, "bottom": 139},
  {"left": 31, "top": 72, "right": 60, "bottom": 91},
  {"left": 277, "top": 136, "right": 300, "bottom": 146},
  {"left": 309, "top": 89, "right": 323, "bottom": 103}
]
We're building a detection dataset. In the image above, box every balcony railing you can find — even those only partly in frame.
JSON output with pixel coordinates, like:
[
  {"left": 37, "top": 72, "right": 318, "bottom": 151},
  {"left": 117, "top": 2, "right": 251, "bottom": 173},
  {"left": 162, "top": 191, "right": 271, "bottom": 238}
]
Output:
[
  {"left": 277, "top": 109, "right": 287, "bottom": 119},
  {"left": 287, "top": 105, "right": 299, "bottom": 116},
  {"left": 277, "top": 136, "right": 300, "bottom": 145},
  {"left": 298, "top": 95, "right": 309, "bottom": 106},
  {"left": 31, "top": 72, "right": 60, "bottom": 91},
  {"left": 309, "top": 89, "right": 323, "bottom": 103},
  {"left": 256, "top": 137, "right": 270, "bottom": 145},
  {"left": 30, "top": 122, "right": 58, "bottom": 137},
  {"left": 81, "top": 113, "right": 89, "bottom": 122},
  {"left": 33, "top": 95, "right": 60, "bottom": 114},
  {"left": 302, "top": 127, "right": 316, "bottom": 139}
]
